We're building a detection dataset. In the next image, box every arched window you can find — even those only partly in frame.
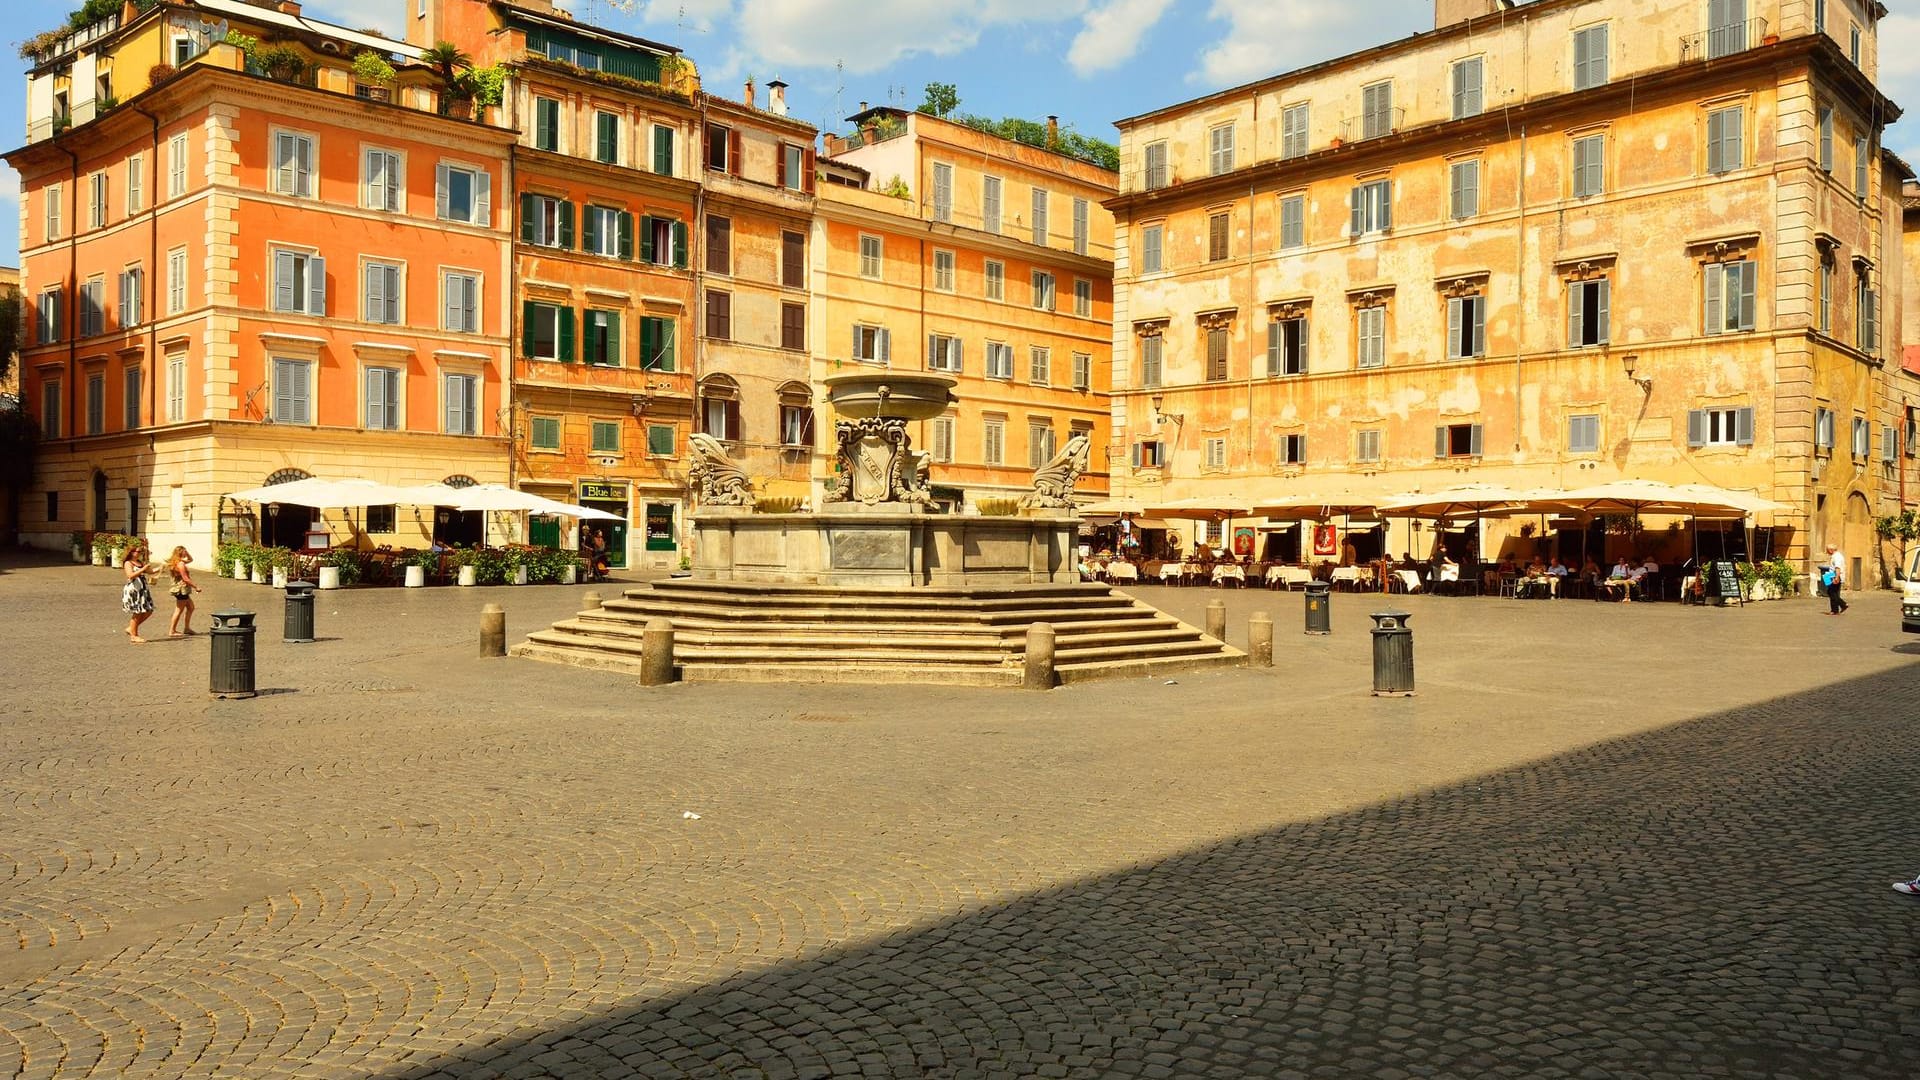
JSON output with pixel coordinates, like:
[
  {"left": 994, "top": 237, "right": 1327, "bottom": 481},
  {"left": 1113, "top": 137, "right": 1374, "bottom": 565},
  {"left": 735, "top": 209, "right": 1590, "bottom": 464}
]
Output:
[
  {"left": 699, "top": 375, "right": 741, "bottom": 442},
  {"left": 264, "top": 467, "right": 313, "bottom": 485},
  {"left": 442, "top": 474, "right": 478, "bottom": 489}
]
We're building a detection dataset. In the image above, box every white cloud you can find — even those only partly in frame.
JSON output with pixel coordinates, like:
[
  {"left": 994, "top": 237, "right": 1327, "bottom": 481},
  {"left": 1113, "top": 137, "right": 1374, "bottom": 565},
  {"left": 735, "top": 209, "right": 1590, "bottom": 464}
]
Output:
[
  {"left": 1067, "top": 0, "right": 1175, "bottom": 77},
  {"left": 731, "top": 0, "right": 1086, "bottom": 75},
  {"left": 304, "top": 0, "right": 405, "bottom": 39},
  {"left": 1191, "top": 0, "right": 1426, "bottom": 88},
  {"left": 636, "top": 0, "right": 732, "bottom": 34}
]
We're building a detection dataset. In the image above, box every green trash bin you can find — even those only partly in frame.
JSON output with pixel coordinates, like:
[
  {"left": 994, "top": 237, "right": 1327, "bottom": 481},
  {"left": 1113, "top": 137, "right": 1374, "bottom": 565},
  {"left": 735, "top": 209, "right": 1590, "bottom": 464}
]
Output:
[
  {"left": 283, "top": 582, "right": 316, "bottom": 644},
  {"left": 1304, "top": 580, "right": 1332, "bottom": 635},
  {"left": 210, "top": 610, "right": 257, "bottom": 698},
  {"left": 1369, "top": 610, "right": 1414, "bottom": 696}
]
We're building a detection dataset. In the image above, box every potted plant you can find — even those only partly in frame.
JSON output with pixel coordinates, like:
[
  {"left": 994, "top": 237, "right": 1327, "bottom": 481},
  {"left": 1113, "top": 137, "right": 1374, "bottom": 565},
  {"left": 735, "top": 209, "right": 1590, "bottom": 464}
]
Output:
[
  {"left": 232, "top": 543, "right": 256, "bottom": 580},
  {"left": 350, "top": 50, "right": 395, "bottom": 100},
  {"left": 256, "top": 44, "right": 309, "bottom": 83},
  {"left": 420, "top": 41, "right": 473, "bottom": 117},
  {"left": 506, "top": 546, "right": 532, "bottom": 585},
  {"left": 69, "top": 531, "right": 88, "bottom": 563},
  {"left": 148, "top": 62, "right": 176, "bottom": 86},
  {"left": 451, "top": 545, "right": 478, "bottom": 586},
  {"left": 404, "top": 548, "right": 437, "bottom": 587},
  {"left": 268, "top": 546, "right": 296, "bottom": 589},
  {"left": 109, "top": 533, "right": 131, "bottom": 566},
  {"left": 558, "top": 550, "right": 581, "bottom": 585},
  {"left": 319, "top": 548, "right": 363, "bottom": 589},
  {"left": 472, "top": 546, "right": 510, "bottom": 586}
]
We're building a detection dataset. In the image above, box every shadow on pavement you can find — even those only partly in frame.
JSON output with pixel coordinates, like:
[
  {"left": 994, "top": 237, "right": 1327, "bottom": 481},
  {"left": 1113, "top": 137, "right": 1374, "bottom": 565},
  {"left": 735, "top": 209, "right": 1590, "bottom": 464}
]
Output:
[{"left": 382, "top": 663, "right": 1920, "bottom": 1080}]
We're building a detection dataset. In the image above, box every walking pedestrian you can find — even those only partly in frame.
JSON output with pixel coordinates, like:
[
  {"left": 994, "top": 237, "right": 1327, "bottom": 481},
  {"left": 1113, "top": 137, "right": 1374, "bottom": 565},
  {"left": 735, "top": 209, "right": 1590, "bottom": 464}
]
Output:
[
  {"left": 1824, "top": 543, "right": 1850, "bottom": 615},
  {"left": 122, "top": 540, "right": 156, "bottom": 643},
  {"left": 165, "top": 546, "right": 204, "bottom": 637}
]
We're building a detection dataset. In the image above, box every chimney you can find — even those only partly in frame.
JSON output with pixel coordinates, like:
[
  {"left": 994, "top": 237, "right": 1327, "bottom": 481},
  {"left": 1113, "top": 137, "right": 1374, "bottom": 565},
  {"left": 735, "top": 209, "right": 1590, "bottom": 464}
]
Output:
[
  {"left": 1434, "top": 0, "right": 1504, "bottom": 29},
  {"left": 1046, "top": 115, "right": 1059, "bottom": 149},
  {"left": 744, "top": 76, "right": 755, "bottom": 107},
  {"left": 858, "top": 100, "right": 868, "bottom": 114},
  {"left": 767, "top": 79, "right": 788, "bottom": 116}
]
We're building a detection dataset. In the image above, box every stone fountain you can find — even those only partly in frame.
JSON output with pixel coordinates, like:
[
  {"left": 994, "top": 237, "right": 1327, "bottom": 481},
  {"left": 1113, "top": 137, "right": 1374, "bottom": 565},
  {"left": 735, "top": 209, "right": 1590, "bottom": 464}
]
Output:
[{"left": 689, "top": 372, "right": 1080, "bottom": 587}]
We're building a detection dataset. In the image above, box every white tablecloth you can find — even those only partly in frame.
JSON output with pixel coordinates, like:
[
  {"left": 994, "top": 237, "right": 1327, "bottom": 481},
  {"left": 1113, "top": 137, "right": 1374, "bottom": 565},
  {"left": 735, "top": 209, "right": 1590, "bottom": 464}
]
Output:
[
  {"left": 1330, "top": 567, "right": 1372, "bottom": 586},
  {"left": 1106, "top": 562, "right": 1139, "bottom": 583},
  {"left": 1266, "top": 566, "right": 1312, "bottom": 588},
  {"left": 1211, "top": 565, "right": 1245, "bottom": 586}
]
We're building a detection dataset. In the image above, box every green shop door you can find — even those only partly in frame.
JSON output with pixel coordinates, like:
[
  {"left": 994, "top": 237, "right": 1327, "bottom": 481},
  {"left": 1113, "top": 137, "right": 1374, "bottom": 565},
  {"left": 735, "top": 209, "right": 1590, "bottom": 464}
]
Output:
[
  {"left": 529, "top": 514, "right": 561, "bottom": 549},
  {"left": 645, "top": 503, "right": 677, "bottom": 553}
]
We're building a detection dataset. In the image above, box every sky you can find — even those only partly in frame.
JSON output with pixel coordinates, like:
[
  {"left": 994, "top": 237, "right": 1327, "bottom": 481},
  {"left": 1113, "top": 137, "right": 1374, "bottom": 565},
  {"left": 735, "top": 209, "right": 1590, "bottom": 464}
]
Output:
[{"left": 0, "top": 0, "right": 1917, "bottom": 269}]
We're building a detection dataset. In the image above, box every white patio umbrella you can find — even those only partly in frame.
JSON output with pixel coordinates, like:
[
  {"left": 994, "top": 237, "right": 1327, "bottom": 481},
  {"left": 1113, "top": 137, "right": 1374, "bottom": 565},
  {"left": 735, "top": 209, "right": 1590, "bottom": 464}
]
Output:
[
  {"left": 1250, "top": 492, "right": 1388, "bottom": 520},
  {"left": 1077, "top": 496, "right": 1150, "bottom": 516},
  {"left": 1379, "top": 484, "right": 1557, "bottom": 571}
]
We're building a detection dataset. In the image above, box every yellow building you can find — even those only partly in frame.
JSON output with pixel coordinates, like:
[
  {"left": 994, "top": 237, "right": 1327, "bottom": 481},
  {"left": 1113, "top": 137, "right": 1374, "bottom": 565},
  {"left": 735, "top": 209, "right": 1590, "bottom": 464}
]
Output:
[
  {"left": 694, "top": 80, "right": 820, "bottom": 505},
  {"left": 816, "top": 108, "right": 1115, "bottom": 510},
  {"left": 1108, "top": 0, "right": 1908, "bottom": 572}
]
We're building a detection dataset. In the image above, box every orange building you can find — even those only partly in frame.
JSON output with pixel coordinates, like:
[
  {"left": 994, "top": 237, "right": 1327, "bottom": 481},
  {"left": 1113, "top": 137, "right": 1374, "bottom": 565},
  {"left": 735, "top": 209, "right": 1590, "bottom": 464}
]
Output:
[
  {"left": 815, "top": 108, "right": 1115, "bottom": 510},
  {"left": 417, "top": 0, "right": 704, "bottom": 569},
  {"left": 9, "top": 0, "right": 515, "bottom": 558}
]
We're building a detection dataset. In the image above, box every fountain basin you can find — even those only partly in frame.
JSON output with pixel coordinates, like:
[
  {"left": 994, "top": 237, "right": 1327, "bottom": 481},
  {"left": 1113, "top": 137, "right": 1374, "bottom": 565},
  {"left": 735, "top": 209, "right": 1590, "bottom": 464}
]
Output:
[
  {"left": 693, "top": 510, "right": 1076, "bottom": 587},
  {"left": 823, "top": 372, "right": 957, "bottom": 422}
]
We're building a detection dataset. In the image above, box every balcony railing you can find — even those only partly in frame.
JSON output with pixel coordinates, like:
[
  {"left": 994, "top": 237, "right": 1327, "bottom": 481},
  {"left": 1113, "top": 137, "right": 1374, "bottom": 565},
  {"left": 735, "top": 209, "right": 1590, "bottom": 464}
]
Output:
[
  {"left": 24, "top": 12, "right": 120, "bottom": 68},
  {"left": 1339, "top": 107, "right": 1406, "bottom": 144},
  {"left": 1681, "top": 16, "right": 1769, "bottom": 61}
]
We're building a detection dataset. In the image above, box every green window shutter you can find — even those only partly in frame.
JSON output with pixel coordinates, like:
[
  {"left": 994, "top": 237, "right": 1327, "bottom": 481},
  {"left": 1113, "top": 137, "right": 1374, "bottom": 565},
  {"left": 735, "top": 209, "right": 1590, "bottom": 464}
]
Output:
[
  {"left": 559, "top": 202, "right": 575, "bottom": 249},
  {"left": 659, "top": 319, "right": 676, "bottom": 371},
  {"left": 558, "top": 307, "right": 575, "bottom": 361},
  {"left": 640, "top": 216, "right": 656, "bottom": 263},
  {"left": 672, "top": 221, "right": 688, "bottom": 269},
  {"left": 582, "top": 207, "right": 600, "bottom": 254},
  {"left": 618, "top": 211, "right": 634, "bottom": 260},
  {"left": 583, "top": 312, "right": 601, "bottom": 363},
  {"left": 519, "top": 193, "right": 535, "bottom": 244},
  {"left": 640, "top": 317, "right": 656, "bottom": 370},
  {"left": 522, "top": 300, "right": 536, "bottom": 356},
  {"left": 653, "top": 126, "right": 673, "bottom": 174},
  {"left": 607, "top": 313, "right": 621, "bottom": 366}
]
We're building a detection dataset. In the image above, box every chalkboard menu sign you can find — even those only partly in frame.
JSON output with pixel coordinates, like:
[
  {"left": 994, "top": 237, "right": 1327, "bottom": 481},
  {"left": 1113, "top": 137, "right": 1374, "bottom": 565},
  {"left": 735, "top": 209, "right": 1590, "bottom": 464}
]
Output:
[{"left": 1707, "top": 560, "right": 1744, "bottom": 602}]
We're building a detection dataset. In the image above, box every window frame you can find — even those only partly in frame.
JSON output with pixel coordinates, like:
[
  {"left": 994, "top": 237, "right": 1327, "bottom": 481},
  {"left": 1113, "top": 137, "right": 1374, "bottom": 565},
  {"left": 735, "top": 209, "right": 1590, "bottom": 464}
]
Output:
[
  {"left": 1567, "top": 412, "right": 1601, "bottom": 454},
  {"left": 985, "top": 341, "right": 1013, "bottom": 380},
  {"left": 1451, "top": 56, "right": 1483, "bottom": 119},
  {"left": 984, "top": 259, "right": 1005, "bottom": 301},
  {"left": 271, "top": 356, "right": 315, "bottom": 425},
  {"left": 441, "top": 370, "right": 480, "bottom": 436},
  {"left": 363, "top": 364, "right": 402, "bottom": 431},
  {"left": 859, "top": 234, "right": 883, "bottom": 280},
  {"left": 1573, "top": 23, "right": 1609, "bottom": 89},
  {"left": 1449, "top": 159, "right": 1480, "bottom": 220},
  {"left": 932, "top": 248, "right": 956, "bottom": 292},
  {"left": 270, "top": 129, "right": 317, "bottom": 199},
  {"left": 1703, "top": 258, "right": 1758, "bottom": 335}
]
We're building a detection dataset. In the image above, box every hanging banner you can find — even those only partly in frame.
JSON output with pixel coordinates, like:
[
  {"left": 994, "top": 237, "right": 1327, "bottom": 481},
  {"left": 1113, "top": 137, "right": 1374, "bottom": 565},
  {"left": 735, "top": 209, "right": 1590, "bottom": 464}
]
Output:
[{"left": 1313, "top": 523, "right": 1339, "bottom": 557}]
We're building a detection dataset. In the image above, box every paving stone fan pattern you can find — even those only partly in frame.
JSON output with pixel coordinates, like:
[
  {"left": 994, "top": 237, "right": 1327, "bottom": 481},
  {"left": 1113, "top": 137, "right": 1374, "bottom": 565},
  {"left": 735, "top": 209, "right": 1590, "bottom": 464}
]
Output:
[{"left": 0, "top": 558, "right": 1915, "bottom": 1079}]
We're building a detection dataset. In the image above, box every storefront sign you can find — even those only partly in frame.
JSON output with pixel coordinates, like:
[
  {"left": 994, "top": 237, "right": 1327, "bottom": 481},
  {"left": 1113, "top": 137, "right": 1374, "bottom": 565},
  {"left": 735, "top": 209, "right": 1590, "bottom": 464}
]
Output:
[
  {"left": 579, "top": 480, "right": 629, "bottom": 503},
  {"left": 645, "top": 503, "right": 677, "bottom": 551}
]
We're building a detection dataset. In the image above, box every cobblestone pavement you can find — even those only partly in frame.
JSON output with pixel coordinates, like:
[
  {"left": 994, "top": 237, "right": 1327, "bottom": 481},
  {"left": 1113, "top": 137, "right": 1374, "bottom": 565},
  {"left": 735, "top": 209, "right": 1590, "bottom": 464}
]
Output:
[{"left": 2, "top": 553, "right": 1916, "bottom": 1079}]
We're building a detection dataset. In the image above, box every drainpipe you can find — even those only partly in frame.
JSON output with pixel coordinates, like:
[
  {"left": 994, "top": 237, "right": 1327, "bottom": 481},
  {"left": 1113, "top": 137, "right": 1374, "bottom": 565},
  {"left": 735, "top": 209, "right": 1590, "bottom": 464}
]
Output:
[
  {"left": 56, "top": 140, "right": 79, "bottom": 450},
  {"left": 505, "top": 133, "right": 518, "bottom": 490},
  {"left": 133, "top": 106, "right": 160, "bottom": 430},
  {"left": 1513, "top": 123, "right": 1526, "bottom": 453},
  {"left": 1244, "top": 88, "right": 1258, "bottom": 474}
]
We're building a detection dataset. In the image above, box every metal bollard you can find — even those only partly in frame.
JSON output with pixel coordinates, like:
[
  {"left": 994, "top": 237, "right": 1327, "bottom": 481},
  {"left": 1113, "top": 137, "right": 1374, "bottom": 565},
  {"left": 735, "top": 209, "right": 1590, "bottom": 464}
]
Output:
[
  {"left": 1024, "top": 622, "right": 1056, "bottom": 690},
  {"left": 1204, "top": 599, "right": 1227, "bottom": 642},
  {"left": 480, "top": 603, "right": 506, "bottom": 657},
  {"left": 1304, "top": 580, "right": 1332, "bottom": 635},
  {"left": 1369, "top": 610, "right": 1415, "bottom": 696},
  {"left": 283, "top": 581, "right": 316, "bottom": 643},
  {"left": 581, "top": 590, "right": 604, "bottom": 610},
  {"left": 641, "top": 617, "right": 676, "bottom": 686},
  {"left": 1248, "top": 611, "right": 1273, "bottom": 667},
  {"left": 209, "top": 610, "right": 258, "bottom": 698}
]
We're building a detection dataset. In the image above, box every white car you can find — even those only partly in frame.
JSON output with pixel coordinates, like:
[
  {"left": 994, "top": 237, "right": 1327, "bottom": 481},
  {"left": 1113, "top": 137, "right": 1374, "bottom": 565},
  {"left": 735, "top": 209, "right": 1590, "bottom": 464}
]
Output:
[{"left": 1905, "top": 548, "right": 1920, "bottom": 634}]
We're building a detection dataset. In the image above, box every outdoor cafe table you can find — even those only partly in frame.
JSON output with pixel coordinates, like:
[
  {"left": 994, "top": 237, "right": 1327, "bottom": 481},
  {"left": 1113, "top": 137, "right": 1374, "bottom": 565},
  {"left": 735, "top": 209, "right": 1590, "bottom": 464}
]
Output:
[
  {"left": 1330, "top": 566, "right": 1373, "bottom": 590},
  {"left": 1211, "top": 564, "right": 1246, "bottom": 587},
  {"left": 1266, "top": 565, "right": 1312, "bottom": 589},
  {"left": 1106, "top": 561, "right": 1140, "bottom": 584}
]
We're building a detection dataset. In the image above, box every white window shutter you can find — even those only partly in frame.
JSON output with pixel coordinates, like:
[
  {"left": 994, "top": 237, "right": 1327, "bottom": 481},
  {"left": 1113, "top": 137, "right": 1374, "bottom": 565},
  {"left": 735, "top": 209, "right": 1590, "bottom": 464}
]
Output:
[
  {"left": 1596, "top": 280, "right": 1610, "bottom": 343},
  {"left": 274, "top": 251, "right": 296, "bottom": 311},
  {"left": 1704, "top": 265, "right": 1724, "bottom": 333},
  {"left": 1686, "top": 410, "right": 1706, "bottom": 447},
  {"left": 879, "top": 328, "right": 891, "bottom": 365},
  {"left": 1435, "top": 426, "right": 1448, "bottom": 457},
  {"left": 474, "top": 170, "right": 491, "bottom": 226},
  {"left": 1299, "top": 320, "right": 1309, "bottom": 373},
  {"left": 365, "top": 263, "right": 383, "bottom": 320}
]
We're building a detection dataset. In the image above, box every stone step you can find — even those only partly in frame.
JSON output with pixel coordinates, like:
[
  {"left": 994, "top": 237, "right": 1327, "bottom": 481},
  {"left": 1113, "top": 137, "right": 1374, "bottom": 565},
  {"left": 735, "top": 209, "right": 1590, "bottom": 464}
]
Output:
[
  {"left": 577, "top": 609, "right": 1180, "bottom": 641},
  {"left": 551, "top": 619, "right": 1013, "bottom": 655},
  {"left": 1054, "top": 651, "right": 1247, "bottom": 684},
  {"left": 626, "top": 584, "right": 1126, "bottom": 612},
  {"left": 1052, "top": 637, "right": 1230, "bottom": 662}
]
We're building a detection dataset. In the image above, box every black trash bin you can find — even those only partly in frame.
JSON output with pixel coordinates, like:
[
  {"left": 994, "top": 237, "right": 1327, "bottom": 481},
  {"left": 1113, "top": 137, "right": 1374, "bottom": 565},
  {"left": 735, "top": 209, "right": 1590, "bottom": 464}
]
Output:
[
  {"left": 1369, "top": 610, "right": 1414, "bottom": 696},
  {"left": 210, "top": 610, "right": 258, "bottom": 698},
  {"left": 1304, "top": 580, "right": 1332, "bottom": 635},
  {"left": 284, "top": 581, "right": 316, "bottom": 643}
]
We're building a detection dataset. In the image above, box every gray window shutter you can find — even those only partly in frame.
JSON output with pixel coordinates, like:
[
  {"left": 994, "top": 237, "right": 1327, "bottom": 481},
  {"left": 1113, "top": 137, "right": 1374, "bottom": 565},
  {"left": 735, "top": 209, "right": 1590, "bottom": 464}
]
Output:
[
  {"left": 1704, "top": 265, "right": 1724, "bottom": 333},
  {"left": 435, "top": 163, "right": 449, "bottom": 220},
  {"left": 1447, "top": 297, "right": 1463, "bottom": 358},
  {"left": 1471, "top": 299, "right": 1485, "bottom": 356},
  {"left": 1435, "top": 426, "right": 1448, "bottom": 457},
  {"left": 1595, "top": 280, "right": 1610, "bottom": 344},
  {"left": 1738, "top": 261, "right": 1756, "bottom": 330},
  {"left": 1469, "top": 424, "right": 1483, "bottom": 456},
  {"left": 273, "top": 251, "right": 296, "bottom": 311},
  {"left": 273, "top": 360, "right": 292, "bottom": 420},
  {"left": 365, "top": 263, "right": 384, "bottom": 321},
  {"left": 1266, "top": 321, "right": 1281, "bottom": 376},
  {"left": 879, "top": 328, "right": 891, "bottom": 365},
  {"left": 927, "top": 335, "right": 937, "bottom": 369},
  {"left": 1299, "top": 320, "right": 1309, "bottom": 373},
  {"left": 307, "top": 256, "right": 326, "bottom": 315},
  {"left": 473, "top": 170, "right": 490, "bottom": 227},
  {"left": 1350, "top": 186, "right": 1363, "bottom": 236},
  {"left": 1568, "top": 281, "right": 1583, "bottom": 345},
  {"left": 1687, "top": 409, "right": 1706, "bottom": 447},
  {"left": 1735, "top": 408, "right": 1755, "bottom": 447},
  {"left": 1381, "top": 182, "right": 1392, "bottom": 230}
]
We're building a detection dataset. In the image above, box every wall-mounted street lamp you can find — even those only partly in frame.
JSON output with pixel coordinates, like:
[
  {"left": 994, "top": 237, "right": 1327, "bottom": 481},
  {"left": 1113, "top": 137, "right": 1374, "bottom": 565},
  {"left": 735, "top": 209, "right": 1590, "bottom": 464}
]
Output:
[
  {"left": 1150, "top": 393, "right": 1184, "bottom": 427},
  {"left": 1622, "top": 353, "right": 1652, "bottom": 394}
]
